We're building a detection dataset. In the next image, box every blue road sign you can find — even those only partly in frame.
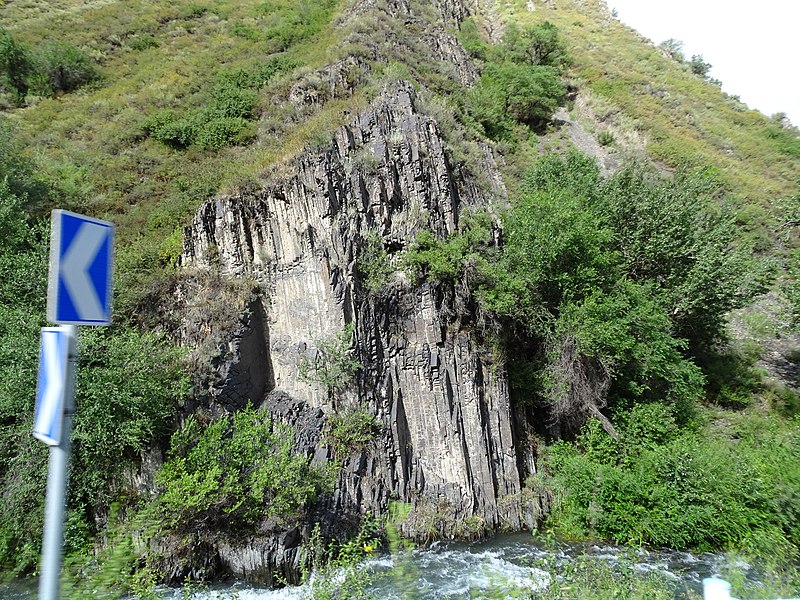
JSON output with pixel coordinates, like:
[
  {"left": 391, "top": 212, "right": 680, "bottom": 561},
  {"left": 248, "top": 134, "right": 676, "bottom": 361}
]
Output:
[
  {"left": 47, "top": 210, "right": 115, "bottom": 326},
  {"left": 33, "top": 328, "right": 70, "bottom": 446}
]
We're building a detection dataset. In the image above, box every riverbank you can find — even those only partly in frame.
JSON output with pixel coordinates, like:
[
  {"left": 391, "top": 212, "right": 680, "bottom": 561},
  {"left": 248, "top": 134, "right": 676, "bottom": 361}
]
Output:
[{"left": 5, "top": 533, "right": 795, "bottom": 599}]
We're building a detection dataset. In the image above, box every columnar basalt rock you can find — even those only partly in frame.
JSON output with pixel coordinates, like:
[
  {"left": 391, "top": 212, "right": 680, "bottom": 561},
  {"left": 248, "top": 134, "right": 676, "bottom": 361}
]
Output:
[{"left": 174, "top": 0, "right": 547, "bottom": 584}]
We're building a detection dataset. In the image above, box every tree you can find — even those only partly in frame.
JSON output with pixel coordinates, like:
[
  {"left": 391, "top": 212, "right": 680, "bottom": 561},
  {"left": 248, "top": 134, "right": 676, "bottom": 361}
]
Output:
[
  {"left": 688, "top": 54, "right": 712, "bottom": 79},
  {"left": 501, "top": 21, "right": 568, "bottom": 67},
  {"left": 658, "top": 38, "right": 684, "bottom": 62},
  {"left": 479, "top": 153, "right": 764, "bottom": 434},
  {"left": 468, "top": 63, "right": 565, "bottom": 137}
]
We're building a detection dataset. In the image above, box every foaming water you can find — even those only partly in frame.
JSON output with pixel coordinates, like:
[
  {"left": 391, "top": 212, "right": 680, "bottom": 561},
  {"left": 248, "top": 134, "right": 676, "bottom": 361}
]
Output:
[{"left": 0, "top": 534, "right": 755, "bottom": 599}]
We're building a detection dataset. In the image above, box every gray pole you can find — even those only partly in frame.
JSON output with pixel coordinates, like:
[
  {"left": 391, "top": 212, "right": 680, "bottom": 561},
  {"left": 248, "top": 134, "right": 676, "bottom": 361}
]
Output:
[{"left": 38, "top": 324, "right": 77, "bottom": 600}]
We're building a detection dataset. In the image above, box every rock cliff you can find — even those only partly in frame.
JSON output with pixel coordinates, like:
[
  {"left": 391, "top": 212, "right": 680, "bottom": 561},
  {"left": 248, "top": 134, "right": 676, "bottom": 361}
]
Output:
[{"left": 173, "top": 0, "right": 547, "bottom": 584}]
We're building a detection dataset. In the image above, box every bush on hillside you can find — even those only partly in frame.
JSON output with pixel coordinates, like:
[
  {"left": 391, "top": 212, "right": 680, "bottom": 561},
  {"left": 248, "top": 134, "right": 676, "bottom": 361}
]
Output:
[
  {"left": 544, "top": 413, "right": 800, "bottom": 558},
  {"left": 33, "top": 42, "right": 98, "bottom": 94},
  {"left": 0, "top": 27, "right": 32, "bottom": 104}
]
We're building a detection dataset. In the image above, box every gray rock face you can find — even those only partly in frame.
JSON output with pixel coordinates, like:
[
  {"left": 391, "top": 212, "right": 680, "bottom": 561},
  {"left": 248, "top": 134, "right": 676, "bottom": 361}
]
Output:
[{"left": 173, "top": 0, "right": 548, "bottom": 584}]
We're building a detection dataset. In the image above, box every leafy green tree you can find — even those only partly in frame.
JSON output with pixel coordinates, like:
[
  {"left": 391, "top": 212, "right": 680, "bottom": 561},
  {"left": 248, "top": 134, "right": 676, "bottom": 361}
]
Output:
[
  {"left": 468, "top": 63, "right": 565, "bottom": 138},
  {"left": 500, "top": 21, "right": 568, "bottom": 67},
  {"left": 688, "top": 54, "right": 712, "bottom": 78},
  {"left": 479, "top": 153, "right": 763, "bottom": 434},
  {"left": 597, "top": 163, "right": 767, "bottom": 350}
]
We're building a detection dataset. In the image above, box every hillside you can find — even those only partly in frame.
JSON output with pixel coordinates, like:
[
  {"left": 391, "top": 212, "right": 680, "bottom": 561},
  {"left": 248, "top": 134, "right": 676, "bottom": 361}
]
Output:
[{"left": 1, "top": 0, "right": 800, "bottom": 595}]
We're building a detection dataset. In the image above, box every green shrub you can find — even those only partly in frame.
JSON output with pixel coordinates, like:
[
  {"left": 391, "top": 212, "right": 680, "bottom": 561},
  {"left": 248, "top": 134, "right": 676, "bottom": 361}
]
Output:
[
  {"left": 33, "top": 42, "right": 98, "bottom": 94},
  {"left": 129, "top": 34, "right": 158, "bottom": 51},
  {"left": 143, "top": 70, "right": 265, "bottom": 150},
  {"left": 468, "top": 63, "right": 565, "bottom": 138},
  {"left": 206, "top": 81, "right": 258, "bottom": 119},
  {"left": 157, "top": 407, "right": 329, "bottom": 529},
  {"left": 403, "top": 212, "right": 492, "bottom": 284},
  {"left": 195, "top": 117, "right": 254, "bottom": 149},
  {"left": 143, "top": 110, "right": 197, "bottom": 148},
  {"left": 356, "top": 230, "right": 393, "bottom": 294},
  {"left": 299, "top": 324, "right": 361, "bottom": 396},
  {"left": 597, "top": 130, "right": 614, "bottom": 146},
  {"left": 544, "top": 412, "right": 800, "bottom": 557},
  {"left": 0, "top": 27, "right": 32, "bottom": 104},
  {"left": 325, "top": 410, "right": 381, "bottom": 457}
]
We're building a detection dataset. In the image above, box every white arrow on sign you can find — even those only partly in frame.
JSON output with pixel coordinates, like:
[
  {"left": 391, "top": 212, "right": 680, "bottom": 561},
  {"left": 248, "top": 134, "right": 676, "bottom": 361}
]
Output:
[
  {"left": 60, "top": 221, "right": 107, "bottom": 322},
  {"left": 47, "top": 209, "right": 115, "bottom": 326},
  {"left": 33, "top": 328, "right": 69, "bottom": 446}
]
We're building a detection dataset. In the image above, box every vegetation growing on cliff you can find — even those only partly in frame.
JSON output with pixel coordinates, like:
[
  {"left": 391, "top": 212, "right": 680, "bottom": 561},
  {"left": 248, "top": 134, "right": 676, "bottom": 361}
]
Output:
[
  {"left": 156, "top": 407, "right": 330, "bottom": 530},
  {"left": 1, "top": 0, "right": 800, "bottom": 592}
]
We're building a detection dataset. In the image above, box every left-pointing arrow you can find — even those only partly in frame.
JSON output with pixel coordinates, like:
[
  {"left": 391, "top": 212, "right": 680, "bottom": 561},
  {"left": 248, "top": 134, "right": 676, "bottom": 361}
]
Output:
[
  {"left": 60, "top": 221, "right": 107, "bottom": 322},
  {"left": 34, "top": 329, "right": 68, "bottom": 446}
]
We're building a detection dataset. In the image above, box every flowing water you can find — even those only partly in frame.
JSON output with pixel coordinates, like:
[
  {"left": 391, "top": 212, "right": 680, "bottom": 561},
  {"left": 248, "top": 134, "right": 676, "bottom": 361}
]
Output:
[{"left": 0, "top": 533, "right": 760, "bottom": 599}]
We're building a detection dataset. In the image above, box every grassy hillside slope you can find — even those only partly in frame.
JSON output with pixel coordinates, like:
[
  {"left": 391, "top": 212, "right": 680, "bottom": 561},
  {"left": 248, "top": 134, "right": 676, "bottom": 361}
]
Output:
[
  {"left": 2, "top": 0, "right": 800, "bottom": 591},
  {"left": 494, "top": 0, "right": 798, "bottom": 237}
]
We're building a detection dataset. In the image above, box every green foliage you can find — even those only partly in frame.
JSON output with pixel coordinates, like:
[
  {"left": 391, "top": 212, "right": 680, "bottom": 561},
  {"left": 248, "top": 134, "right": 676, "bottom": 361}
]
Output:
[
  {"left": 143, "top": 59, "right": 292, "bottom": 150},
  {"left": 596, "top": 161, "right": 767, "bottom": 350},
  {"left": 457, "top": 18, "right": 489, "bottom": 60},
  {"left": 480, "top": 152, "right": 764, "bottom": 427},
  {"left": 499, "top": 21, "right": 568, "bottom": 67},
  {"left": 0, "top": 122, "right": 50, "bottom": 209},
  {"left": 157, "top": 407, "right": 329, "bottom": 530},
  {"left": 467, "top": 63, "right": 564, "bottom": 140},
  {"left": 688, "top": 54, "right": 712, "bottom": 79},
  {"left": 701, "top": 340, "right": 764, "bottom": 408},
  {"left": 596, "top": 130, "right": 613, "bottom": 146},
  {"left": 71, "top": 328, "right": 190, "bottom": 505},
  {"left": 299, "top": 324, "right": 361, "bottom": 396},
  {"left": 0, "top": 126, "right": 188, "bottom": 574},
  {"left": 465, "top": 22, "right": 567, "bottom": 140},
  {"left": 129, "top": 34, "right": 159, "bottom": 51},
  {"left": 0, "top": 27, "right": 32, "bottom": 104},
  {"left": 194, "top": 116, "right": 255, "bottom": 150},
  {"left": 356, "top": 230, "right": 393, "bottom": 294},
  {"left": 325, "top": 410, "right": 381, "bottom": 457},
  {"left": 63, "top": 505, "right": 157, "bottom": 600},
  {"left": 403, "top": 212, "right": 493, "bottom": 284},
  {"left": 0, "top": 29, "right": 97, "bottom": 102},
  {"left": 658, "top": 38, "right": 685, "bottom": 62},
  {"left": 544, "top": 411, "right": 800, "bottom": 557},
  {"left": 765, "top": 124, "right": 800, "bottom": 158},
  {"left": 32, "top": 42, "right": 98, "bottom": 95}
]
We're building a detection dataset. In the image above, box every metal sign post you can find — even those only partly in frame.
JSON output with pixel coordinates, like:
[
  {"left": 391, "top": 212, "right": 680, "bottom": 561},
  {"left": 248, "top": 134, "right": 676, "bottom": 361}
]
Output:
[
  {"left": 37, "top": 325, "right": 76, "bottom": 600},
  {"left": 35, "top": 210, "right": 114, "bottom": 600}
]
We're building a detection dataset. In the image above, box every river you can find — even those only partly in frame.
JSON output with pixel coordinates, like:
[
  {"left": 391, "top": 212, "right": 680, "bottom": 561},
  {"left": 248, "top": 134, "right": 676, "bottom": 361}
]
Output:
[{"left": 0, "top": 533, "right": 765, "bottom": 599}]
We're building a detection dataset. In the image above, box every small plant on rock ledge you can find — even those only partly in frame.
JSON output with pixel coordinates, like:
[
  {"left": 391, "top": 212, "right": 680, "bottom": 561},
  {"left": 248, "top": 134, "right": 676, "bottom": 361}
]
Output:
[
  {"left": 325, "top": 409, "right": 381, "bottom": 458},
  {"left": 299, "top": 323, "right": 361, "bottom": 396},
  {"left": 356, "top": 229, "right": 393, "bottom": 294}
]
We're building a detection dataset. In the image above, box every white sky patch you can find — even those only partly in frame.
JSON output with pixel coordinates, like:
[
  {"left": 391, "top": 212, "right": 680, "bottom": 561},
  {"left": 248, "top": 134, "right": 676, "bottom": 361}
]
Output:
[{"left": 608, "top": 0, "right": 800, "bottom": 125}]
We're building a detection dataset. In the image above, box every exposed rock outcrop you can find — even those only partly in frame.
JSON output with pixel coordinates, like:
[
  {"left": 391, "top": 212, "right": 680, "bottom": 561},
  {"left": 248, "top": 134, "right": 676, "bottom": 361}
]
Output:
[
  {"left": 171, "top": 0, "right": 548, "bottom": 584},
  {"left": 175, "top": 81, "right": 545, "bottom": 582}
]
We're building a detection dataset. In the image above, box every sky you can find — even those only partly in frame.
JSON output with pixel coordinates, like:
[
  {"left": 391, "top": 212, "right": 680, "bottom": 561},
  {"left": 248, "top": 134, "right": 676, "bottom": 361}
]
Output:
[{"left": 608, "top": 0, "right": 800, "bottom": 125}]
